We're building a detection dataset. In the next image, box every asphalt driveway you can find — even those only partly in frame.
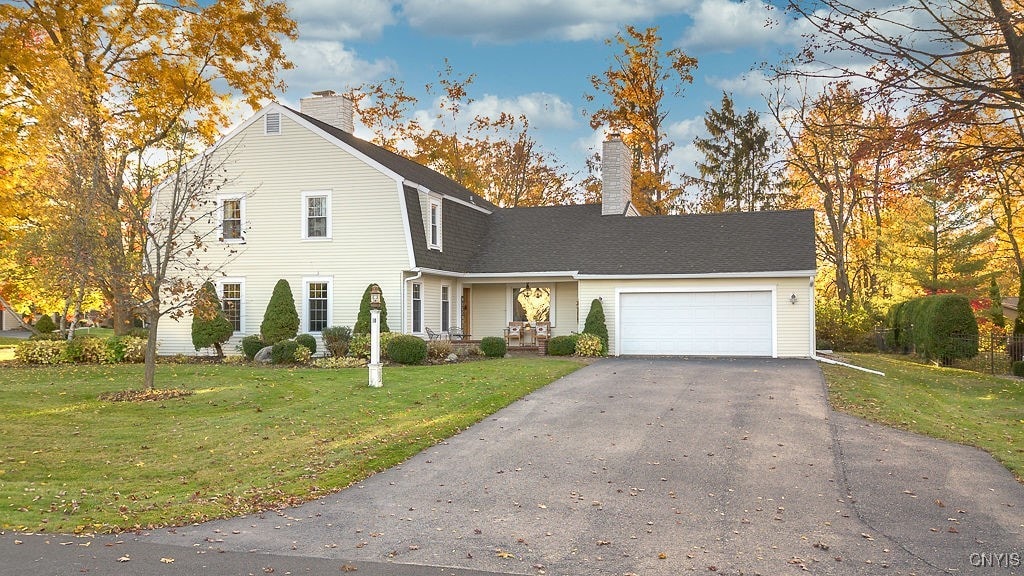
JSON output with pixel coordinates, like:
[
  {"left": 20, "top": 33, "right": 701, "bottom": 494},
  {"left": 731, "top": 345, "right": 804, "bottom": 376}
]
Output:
[{"left": 3, "top": 358, "right": 1022, "bottom": 575}]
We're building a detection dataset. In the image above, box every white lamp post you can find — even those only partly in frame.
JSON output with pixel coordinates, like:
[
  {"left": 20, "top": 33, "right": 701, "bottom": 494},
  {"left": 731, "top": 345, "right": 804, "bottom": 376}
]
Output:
[{"left": 368, "top": 283, "right": 383, "bottom": 388}]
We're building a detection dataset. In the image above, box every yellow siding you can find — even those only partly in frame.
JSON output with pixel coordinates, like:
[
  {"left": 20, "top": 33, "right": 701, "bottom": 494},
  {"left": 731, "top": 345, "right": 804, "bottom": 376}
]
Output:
[
  {"left": 408, "top": 274, "right": 457, "bottom": 336},
  {"left": 552, "top": 282, "right": 578, "bottom": 337},
  {"left": 577, "top": 277, "right": 814, "bottom": 358},
  {"left": 469, "top": 284, "right": 507, "bottom": 340},
  {"left": 157, "top": 111, "right": 412, "bottom": 355}
]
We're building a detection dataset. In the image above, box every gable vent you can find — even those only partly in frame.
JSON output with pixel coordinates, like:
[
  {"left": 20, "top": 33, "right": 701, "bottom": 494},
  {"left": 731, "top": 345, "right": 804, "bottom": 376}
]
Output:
[{"left": 265, "top": 112, "right": 281, "bottom": 135}]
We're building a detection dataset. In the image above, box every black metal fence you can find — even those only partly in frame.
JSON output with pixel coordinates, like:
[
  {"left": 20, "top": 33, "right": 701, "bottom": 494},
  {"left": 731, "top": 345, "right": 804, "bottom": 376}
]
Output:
[{"left": 873, "top": 328, "right": 1024, "bottom": 376}]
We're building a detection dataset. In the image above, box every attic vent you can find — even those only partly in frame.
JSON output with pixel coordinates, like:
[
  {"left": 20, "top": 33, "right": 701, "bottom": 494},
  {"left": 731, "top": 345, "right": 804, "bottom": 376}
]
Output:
[{"left": 265, "top": 112, "right": 281, "bottom": 135}]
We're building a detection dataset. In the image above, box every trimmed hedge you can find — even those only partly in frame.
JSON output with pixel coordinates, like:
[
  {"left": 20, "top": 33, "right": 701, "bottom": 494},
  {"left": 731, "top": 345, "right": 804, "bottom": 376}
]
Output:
[
  {"left": 295, "top": 333, "right": 317, "bottom": 355},
  {"left": 261, "top": 279, "right": 299, "bottom": 344},
  {"left": 241, "top": 335, "right": 265, "bottom": 360},
  {"left": 271, "top": 340, "right": 299, "bottom": 364},
  {"left": 885, "top": 294, "right": 978, "bottom": 363},
  {"left": 480, "top": 336, "right": 507, "bottom": 358},
  {"left": 191, "top": 281, "right": 233, "bottom": 356},
  {"left": 65, "top": 336, "right": 110, "bottom": 364},
  {"left": 354, "top": 284, "right": 390, "bottom": 334},
  {"left": 547, "top": 335, "right": 577, "bottom": 356},
  {"left": 386, "top": 335, "right": 428, "bottom": 364},
  {"left": 1013, "top": 361, "right": 1024, "bottom": 378},
  {"left": 34, "top": 314, "right": 57, "bottom": 335},
  {"left": 583, "top": 299, "right": 609, "bottom": 354}
]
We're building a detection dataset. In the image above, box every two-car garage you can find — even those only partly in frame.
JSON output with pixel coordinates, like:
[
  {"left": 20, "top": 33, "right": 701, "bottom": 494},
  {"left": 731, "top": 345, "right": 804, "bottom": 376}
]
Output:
[{"left": 617, "top": 290, "right": 775, "bottom": 357}]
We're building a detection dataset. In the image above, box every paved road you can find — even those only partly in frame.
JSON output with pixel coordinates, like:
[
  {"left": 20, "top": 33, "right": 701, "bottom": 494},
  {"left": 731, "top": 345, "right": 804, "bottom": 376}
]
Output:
[{"left": 2, "top": 358, "right": 1022, "bottom": 575}]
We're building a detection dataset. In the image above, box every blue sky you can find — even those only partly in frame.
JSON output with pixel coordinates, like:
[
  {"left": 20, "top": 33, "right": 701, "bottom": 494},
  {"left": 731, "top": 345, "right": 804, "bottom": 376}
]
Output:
[{"left": 268, "top": 0, "right": 811, "bottom": 182}]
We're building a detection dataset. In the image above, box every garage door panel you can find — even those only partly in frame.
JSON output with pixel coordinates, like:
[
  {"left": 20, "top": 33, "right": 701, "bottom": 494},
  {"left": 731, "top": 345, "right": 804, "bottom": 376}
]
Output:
[{"left": 619, "top": 291, "right": 772, "bottom": 356}]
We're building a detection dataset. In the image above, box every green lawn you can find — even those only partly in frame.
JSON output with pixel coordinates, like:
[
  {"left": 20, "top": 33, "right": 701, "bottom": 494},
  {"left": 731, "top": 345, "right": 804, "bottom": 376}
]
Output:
[
  {"left": 0, "top": 358, "right": 584, "bottom": 533},
  {"left": 822, "top": 354, "right": 1024, "bottom": 481}
]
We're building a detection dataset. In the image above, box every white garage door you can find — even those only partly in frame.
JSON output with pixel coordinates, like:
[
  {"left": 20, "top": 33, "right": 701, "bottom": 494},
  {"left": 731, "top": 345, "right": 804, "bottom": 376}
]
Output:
[{"left": 619, "top": 291, "right": 773, "bottom": 356}]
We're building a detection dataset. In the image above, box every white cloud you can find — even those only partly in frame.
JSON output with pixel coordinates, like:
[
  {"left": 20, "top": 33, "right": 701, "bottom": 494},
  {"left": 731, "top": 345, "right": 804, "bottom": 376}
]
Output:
[
  {"left": 399, "top": 0, "right": 696, "bottom": 43},
  {"left": 287, "top": 0, "right": 397, "bottom": 41},
  {"left": 707, "top": 69, "right": 773, "bottom": 98},
  {"left": 466, "top": 93, "right": 576, "bottom": 130},
  {"left": 677, "top": 0, "right": 800, "bottom": 52},
  {"left": 280, "top": 40, "right": 396, "bottom": 99}
]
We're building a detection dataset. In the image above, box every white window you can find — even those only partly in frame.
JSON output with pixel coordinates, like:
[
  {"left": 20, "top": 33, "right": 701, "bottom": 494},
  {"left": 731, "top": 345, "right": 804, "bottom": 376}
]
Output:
[
  {"left": 441, "top": 285, "right": 451, "bottom": 332},
  {"left": 265, "top": 112, "right": 281, "bottom": 135},
  {"left": 218, "top": 195, "right": 244, "bottom": 242},
  {"left": 303, "top": 277, "right": 332, "bottom": 333},
  {"left": 412, "top": 282, "right": 423, "bottom": 333},
  {"left": 302, "top": 190, "right": 332, "bottom": 240},
  {"left": 428, "top": 198, "right": 442, "bottom": 249},
  {"left": 217, "top": 279, "right": 245, "bottom": 333}
]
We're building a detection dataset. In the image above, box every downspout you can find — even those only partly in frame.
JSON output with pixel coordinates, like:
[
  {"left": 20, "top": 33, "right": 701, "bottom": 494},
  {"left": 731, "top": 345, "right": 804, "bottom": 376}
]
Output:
[
  {"left": 806, "top": 275, "right": 884, "bottom": 375},
  {"left": 404, "top": 270, "right": 422, "bottom": 334}
]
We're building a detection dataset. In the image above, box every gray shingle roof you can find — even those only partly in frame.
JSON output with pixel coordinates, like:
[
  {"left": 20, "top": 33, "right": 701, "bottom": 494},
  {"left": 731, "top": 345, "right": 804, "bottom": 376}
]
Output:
[
  {"left": 468, "top": 204, "right": 816, "bottom": 275},
  {"left": 288, "top": 107, "right": 815, "bottom": 277}
]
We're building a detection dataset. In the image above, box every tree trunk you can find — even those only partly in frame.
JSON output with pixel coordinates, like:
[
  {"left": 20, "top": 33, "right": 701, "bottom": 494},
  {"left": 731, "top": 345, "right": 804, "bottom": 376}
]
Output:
[{"left": 143, "top": 311, "right": 160, "bottom": 390}]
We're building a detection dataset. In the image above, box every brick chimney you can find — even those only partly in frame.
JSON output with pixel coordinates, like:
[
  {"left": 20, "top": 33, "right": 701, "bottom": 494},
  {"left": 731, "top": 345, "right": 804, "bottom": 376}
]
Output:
[
  {"left": 601, "top": 132, "right": 631, "bottom": 216},
  {"left": 299, "top": 90, "right": 355, "bottom": 133}
]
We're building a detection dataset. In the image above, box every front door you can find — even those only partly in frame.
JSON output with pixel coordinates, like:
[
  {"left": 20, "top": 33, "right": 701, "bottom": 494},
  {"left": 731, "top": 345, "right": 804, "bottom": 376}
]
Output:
[{"left": 462, "top": 287, "right": 471, "bottom": 337}]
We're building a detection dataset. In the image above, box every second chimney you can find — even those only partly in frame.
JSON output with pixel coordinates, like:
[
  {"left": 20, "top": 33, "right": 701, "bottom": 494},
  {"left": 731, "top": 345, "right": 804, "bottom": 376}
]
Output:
[
  {"left": 299, "top": 90, "right": 355, "bottom": 133},
  {"left": 601, "top": 132, "right": 630, "bottom": 216}
]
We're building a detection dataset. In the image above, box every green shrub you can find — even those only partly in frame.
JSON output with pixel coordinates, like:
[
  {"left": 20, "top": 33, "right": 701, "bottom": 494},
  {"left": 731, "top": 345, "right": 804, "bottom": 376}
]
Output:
[
  {"left": 64, "top": 336, "right": 110, "bottom": 363},
  {"left": 427, "top": 339, "right": 454, "bottom": 361},
  {"left": 480, "top": 336, "right": 507, "bottom": 358},
  {"left": 34, "top": 314, "right": 57, "bottom": 335},
  {"left": 15, "top": 340, "right": 66, "bottom": 364},
  {"left": 817, "top": 300, "right": 877, "bottom": 352},
  {"left": 261, "top": 279, "right": 299, "bottom": 344},
  {"left": 312, "top": 356, "right": 367, "bottom": 368},
  {"left": 353, "top": 284, "right": 390, "bottom": 334},
  {"left": 191, "top": 281, "right": 233, "bottom": 357},
  {"left": 547, "top": 335, "right": 577, "bottom": 356},
  {"left": 295, "top": 333, "right": 317, "bottom": 355},
  {"left": 1013, "top": 361, "right": 1024, "bottom": 377},
  {"left": 322, "top": 326, "right": 352, "bottom": 357},
  {"left": 29, "top": 332, "right": 63, "bottom": 341},
  {"left": 270, "top": 340, "right": 299, "bottom": 364},
  {"left": 349, "top": 332, "right": 396, "bottom": 359},
  {"left": 107, "top": 336, "right": 148, "bottom": 363},
  {"left": 386, "top": 335, "right": 428, "bottom": 364},
  {"left": 294, "top": 344, "right": 312, "bottom": 364},
  {"left": 887, "top": 294, "right": 978, "bottom": 363},
  {"left": 128, "top": 327, "right": 150, "bottom": 339},
  {"left": 574, "top": 333, "right": 604, "bottom": 357},
  {"left": 583, "top": 299, "right": 609, "bottom": 354},
  {"left": 241, "top": 335, "right": 265, "bottom": 360}
]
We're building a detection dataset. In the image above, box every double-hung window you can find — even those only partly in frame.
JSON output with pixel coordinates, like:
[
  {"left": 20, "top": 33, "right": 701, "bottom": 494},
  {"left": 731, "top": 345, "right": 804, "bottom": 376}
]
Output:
[
  {"left": 412, "top": 283, "right": 423, "bottom": 333},
  {"left": 303, "top": 277, "right": 332, "bottom": 333},
  {"left": 428, "top": 198, "right": 442, "bottom": 249},
  {"left": 440, "top": 285, "right": 450, "bottom": 332},
  {"left": 219, "top": 196, "right": 244, "bottom": 242},
  {"left": 302, "top": 191, "right": 331, "bottom": 240},
  {"left": 218, "top": 280, "right": 244, "bottom": 332}
]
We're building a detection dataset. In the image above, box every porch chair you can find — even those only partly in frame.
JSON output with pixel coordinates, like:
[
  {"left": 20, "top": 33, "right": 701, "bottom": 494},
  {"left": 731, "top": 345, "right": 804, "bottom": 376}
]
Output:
[
  {"left": 506, "top": 321, "right": 524, "bottom": 347},
  {"left": 534, "top": 321, "right": 551, "bottom": 346},
  {"left": 425, "top": 327, "right": 440, "bottom": 341},
  {"left": 450, "top": 326, "right": 468, "bottom": 341}
]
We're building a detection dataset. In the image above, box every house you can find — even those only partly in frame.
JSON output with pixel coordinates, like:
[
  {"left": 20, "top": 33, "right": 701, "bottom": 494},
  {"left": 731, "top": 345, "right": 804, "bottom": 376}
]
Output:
[
  {"left": 1003, "top": 297, "right": 1018, "bottom": 325},
  {"left": 155, "top": 91, "right": 816, "bottom": 357}
]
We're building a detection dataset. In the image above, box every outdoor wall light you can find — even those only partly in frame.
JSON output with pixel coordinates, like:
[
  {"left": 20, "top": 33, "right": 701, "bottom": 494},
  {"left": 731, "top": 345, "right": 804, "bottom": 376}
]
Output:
[{"left": 790, "top": 293, "right": 798, "bottom": 305}]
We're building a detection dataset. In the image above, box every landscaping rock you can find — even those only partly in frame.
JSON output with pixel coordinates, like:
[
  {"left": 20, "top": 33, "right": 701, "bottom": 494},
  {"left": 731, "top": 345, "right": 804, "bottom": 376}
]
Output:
[
  {"left": 253, "top": 345, "right": 274, "bottom": 364},
  {"left": 445, "top": 353, "right": 459, "bottom": 363}
]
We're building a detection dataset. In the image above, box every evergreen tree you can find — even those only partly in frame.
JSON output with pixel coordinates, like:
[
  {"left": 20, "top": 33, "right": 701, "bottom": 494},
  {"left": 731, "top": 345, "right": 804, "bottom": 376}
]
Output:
[
  {"left": 583, "top": 298, "right": 609, "bottom": 354},
  {"left": 988, "top": 278, "right": 1006, "bottom": 328},
  {"left": 34, "top": 313, "right": 57, "bottom": 335},
  {"left": 191, "top": 281, "right": 233, "bottom": 357},
  {"left": 261, "top": 279, "right": 299, "bottom": 344},
  {"left": 693, "top": 92, "right": 785, "bottom": 213},
  {"left": 354, "top": 283, "right": 390, "bottom": 334}
]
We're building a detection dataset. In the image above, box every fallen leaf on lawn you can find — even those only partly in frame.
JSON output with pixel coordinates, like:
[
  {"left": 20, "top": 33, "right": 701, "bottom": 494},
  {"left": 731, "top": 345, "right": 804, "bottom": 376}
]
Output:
[
  {"left": 117, "top": 555, "right": 130, "bottom": 562},
  {"left": 496, "top": 550, "right": 515, "bottom": 559},
  {"left": 658, "top": 552, "right": 667, "bottom": 559},
  {"left": 160, "top": 557, "right": 174, "bottom": 564},
  {"left": 340, "top": 564, "right": 358, "bottom": 572}
]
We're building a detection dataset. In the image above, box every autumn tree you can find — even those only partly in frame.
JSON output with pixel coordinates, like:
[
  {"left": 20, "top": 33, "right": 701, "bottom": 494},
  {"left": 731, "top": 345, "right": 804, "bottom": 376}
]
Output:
[
  {"left": 0, "top": 0, "right": 296, "bottom": 336},
  {"left": 586, "top": 26, "right": 698, "bottom": 214},
  {"left": 693, "top": 92, "right": 786, "bottom": 213}
]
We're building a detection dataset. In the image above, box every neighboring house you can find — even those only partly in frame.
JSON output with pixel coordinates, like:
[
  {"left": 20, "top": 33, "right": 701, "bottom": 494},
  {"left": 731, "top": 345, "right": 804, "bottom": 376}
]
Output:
[
  {"left": 1003, "top": 297, "right": 1018, "bottom": 325},
  {"left": 1, "top": 303, "right": 21, "bottom": 331},
  {"left": 156, "top": 91, "right": 817, "bottom": 357}
]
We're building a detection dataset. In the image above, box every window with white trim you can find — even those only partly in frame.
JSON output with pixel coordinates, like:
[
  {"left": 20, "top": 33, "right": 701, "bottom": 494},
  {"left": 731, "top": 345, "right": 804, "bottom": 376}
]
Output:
[
  {"left": 217, "top": 280, "right": 244, "bottom": 333},
  {"left": 510, "top": 284, "right": 556, "bottom": 326},
  {"left": 412, "top": 283, "right": 423, "bottom": 333},
  {"left": 428, "top": 198, "right": 442, "bottom": 249},
  {"left": 265, "top": 112, "right": 281, "bottom": 135},
  {"left": 441, "top": 285, "right": 450, "bottom": 332},
  {"left": 302, "top": 190, "right": 331, "bottom": 240},
  {"left": 303, "top": 277, "right": 332, "bottom": 333},
  {"left": 218, "top": 195, "right": 244, "bottom": 242}
]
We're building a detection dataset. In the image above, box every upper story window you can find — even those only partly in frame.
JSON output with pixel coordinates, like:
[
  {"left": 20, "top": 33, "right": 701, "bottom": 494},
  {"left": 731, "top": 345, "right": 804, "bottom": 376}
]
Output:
[
  {"left": 265, "top": 112, "right": 281, "bottom": 135},
  {"left": 428, "top": 198, "right": 442, "bottom": 250},
  {"left": 302, "top": 190, "right": 332, "bottom": 240},
  {"left": 218, "top": 195, "right": 244, "bottom": 243}
]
